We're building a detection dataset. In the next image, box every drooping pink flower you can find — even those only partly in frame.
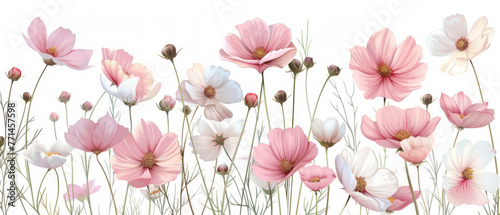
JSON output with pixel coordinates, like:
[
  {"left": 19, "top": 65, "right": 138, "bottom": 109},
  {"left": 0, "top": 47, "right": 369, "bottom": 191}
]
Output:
[
  {"left": 111, "top": 119, "right": 182, "bottom": 188},
  {"left": 65, "top": 113, "right": 129, "bottom": 155},
  {"left": 349, "top": 28, "right": 428, "bottom": 102},
  {"left": 386, "top": 186, "right": 421, "bottom": 212},
  {"left": 23, "top": 17, "right": 92, "bottom": 70},
  {"left": 440, "top": 91, "right": 494, "bottom": 129},
  {"left": 299, "top": 165, "right": 336, "bottom": 192},
  {"left": 443, "top": 139, "right": 499, "bottom": 206},
  {"left": 361, "top": 106, "right": 440, "bottom": 148},
  {"left": 252, "top": 126, "right": 318, "bottom": 183},
  {"left": 398, "top": 135, "right": 435, "bottom": 164},
  {"left": 63, "top": 179, "right": 101, "bottom": 202},
  {"left": 220, "top": 18, "right": 297, "bottom": 73}
]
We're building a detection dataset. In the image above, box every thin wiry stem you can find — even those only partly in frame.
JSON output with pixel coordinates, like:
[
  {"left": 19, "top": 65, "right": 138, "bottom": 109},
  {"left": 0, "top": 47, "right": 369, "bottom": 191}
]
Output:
[
  {"left": 96, "top": 155, "right": 118, "bottom": 215},
  {"left": 405, "top": 161, "right": 419, "bottom": 215}
]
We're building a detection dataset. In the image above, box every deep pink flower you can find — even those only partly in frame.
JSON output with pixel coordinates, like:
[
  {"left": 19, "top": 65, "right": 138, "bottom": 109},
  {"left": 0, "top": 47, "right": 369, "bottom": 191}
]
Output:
[
  {"left": 65, "top": 113, "right": 129, "bottom": 155},
  {"left": 361, "top": 106, "right": 440, "bottom": 149},
  {"left": 252, "top": 126, "right": 318, "bottom": 183},
  {"left": 63, "top": 179, "right": 101, "bottom": 202},
  {"left": 220, "top": 18, "right": 297, "bottom": 73},
  {"left": 23, "top": 17, "right": 92, "bottom": 70},
  {"left": 386, "top": 186, "right": 421, "bottom": 212},
  {"left": 398, "top": 135, "right": 434, "bottom": 164},
  {"left": 7, "top": 67, "right": 22, "bottom": 81},
  {"left": 299, "top": 165, "right": 336, "bottom": 192},
  {"left": 349, "top": 28, "right": 427, "bottom": 102},
  {"left": 244, "top": 93, "right": 258, "bottom": 108},
  {"left": 111, "top": 119, "right": 181, "bottom": 188},
  {"left": 440, "top": 91, "right": 494, "bottom": 129}
]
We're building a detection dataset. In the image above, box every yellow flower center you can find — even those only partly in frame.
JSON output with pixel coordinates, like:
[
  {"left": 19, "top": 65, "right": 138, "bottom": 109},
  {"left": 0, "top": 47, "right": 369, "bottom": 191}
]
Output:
[
  {"left": 204, "top": 85, "right": 216, "bottom": 99},
  {"left": 395, "top": 130, "right": 412, "bottom": 141},
  {"left": 455, "top": 37, "right": 469, "bottom": 51},
  {"left": 44, "top": 152, "right": 61, "bottom": 156},
  {"left": 253, "top": 47, "right": 267, "bottom": 60},
  {"left": 141, "top": 152, "right": 156, "bottom": 168},
  {"left": 279, "top": 159, "right": 293, "bottom": 173},
  {"left": 462, "top": 167, "right": 474, "bottom": 180},
  {"left": 388, "top": 197, "right": 396, "bottom": 203},
  {"left": 355, "top": 177, "right": 367, "bottom": 192},
  {"left": 309, "top": 177, "right": 322, "bottom": 183},
  {"left": 150, "top": 190, "right": 160, "bottom": 195},
  {"left": 377, "top": 63, "right": 392, "bottom": 77},
  {"left": 47, "top": 45, "right": 59, "bottom": 57},
  {"left": 460, "top": 114, "right": 466, "bottom": 119}
]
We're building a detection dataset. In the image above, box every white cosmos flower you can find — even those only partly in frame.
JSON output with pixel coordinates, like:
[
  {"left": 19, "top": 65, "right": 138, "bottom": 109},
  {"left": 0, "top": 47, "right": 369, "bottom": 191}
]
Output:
[
  {"left": 427, "top": 14, "right": 494, "bottom": 75},
  {"left": 191, "top": 118, "right": 244, "bottom": 161},
  {"left": 335, "top": 148, "right": 398, "bottom": 212},
  {"left": 312, "top": 117, "right": 346, "bottom": 148},
  {"left": 100, "top": 74, "right": 161, "bottom": 106},
  {"left": 176, "top": 63, "right": 243, "bottom": 121},
  {"left": 23, "top": 140, "right": 73, "bottom": 169},
  {"left": 140, "top": 185, "right": 163, "bottom": 200}
]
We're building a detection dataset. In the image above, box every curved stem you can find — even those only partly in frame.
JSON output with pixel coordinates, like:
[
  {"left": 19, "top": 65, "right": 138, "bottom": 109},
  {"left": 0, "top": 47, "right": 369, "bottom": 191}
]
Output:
[
  {"left": 36, "top": 169, "right": 51, "bottom": 210},
  {"left": 53, "top": 169, "right": 60, "bottom": 215},
  {"left": 268, "top": 182, "right": 273, "bottom": 215},
  {"left": 65, "top": 102, "right": 69, "bottom": 130},
  {"left": 294, "top": 182, "right": 303, "bottom": 215},
  {"left": 339, "top": 196, "right": 350, "bottom": 215},
  {"left": 292, "top": 75, "right": 297, "bottom": 128},
  {"left": 201, "top": 160, "right": 218, "bottom": 215},
  {"left": 452, "top": 131, "right": 460, "bottom": 148},
  {"left": 89, "top": 91, "right": 106, "bottom": 120},
  {"left": 261, "top": 73, "right": 272, "bottom": 129},
  {"left": 25, "top": 65, "right": 48, "bottom": 149},
  {"left": 325, "top": 148, "right": 331, "bottom": 215},
  {"left": 417, "top": 166, "right": 428, "bottom": 215},
  {"left": 221, "top": 108, "right": 251, "bottom": 211},
  {"left": 405, "top": 161, "right": 419, "bottom": 215},
  {"left": 307, "top": 76, "right": 330, "bottom": 139},
  {"left": 96, "top": 155, "right": 118, "bottom": 215}
]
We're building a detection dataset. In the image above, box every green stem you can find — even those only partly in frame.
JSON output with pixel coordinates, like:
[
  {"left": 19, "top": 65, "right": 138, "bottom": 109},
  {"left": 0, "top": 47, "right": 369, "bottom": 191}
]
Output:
[
  {"left": 166, "top": 112, "right": 170, "bottom": 133},
  {"left": 292, "top": 75, "right": 297, "bottom": 128},
  {"left": 307, "top": 76, "right": 330, "bottom": 139},
  {"left": 25, "top": 64, "right": 48, "bottom": 149},
  {"left": 96, "top": 155, "right": 118, "bottom": 215},
  {"left": 268, "top": 182, "right": 273, "bottom": 215},
  {"left": 417, "top": 166, "right": 428, "bottom": 215},
  {"left": 128, "top": 106, "right": 133, "bottom": 132},
  {"left": 36, "top": 169, "right": 51, "bottom": 210},
  {"left": 339, "top": 196, "right": 350, "bottom": 215},
  {"left": 404, "top": 161, "right": 419, "bottom": 215},
  {"left": 201, "top": 160, "right": 218, "bottom": 215},
  {"left": 147, "top": 186, "right": 151, "bottom": 215},
  {"left": 294, "top": 182, "right": 303, "bottom": 215},
  {"left": 53, "top": 122, "right": 58, "bottom": 140},
  {"left": 89, "top": 91, "right": 106, "bottom": 120},
  {"left": 305, "top": 68, "right": 312, "bottom": 121},
  {"left": 315, "top": 192, "right": 318, "bottom": 215},
  {"left": 221, "top": 107, "right": 251, "bottom": 211},
  {"left": 53, "top": 169, "right": 60, "bottom": 215},
  {"left": 261, "top": 73, "right": 272, "bottom": 129},
  {"left": 121, "top": 185, "right": 129, "bottom": 215},
  {"left": 3, "top": 80, "right": 14, "bottom": 144},
  {"left": 61, "top": 166, "right": 73, "bottom": 214},
  {"left": 277, "top": 186, "right": 282, "bottom": 215},
  {"left": 65, "top": 102, "right": 69, "bottom": 130},
  {"left": 325, "top": 148, "right": 330, "bottom": 215},
  {"left": 281, "top": 104, "right": 286, "bottom": 129}
]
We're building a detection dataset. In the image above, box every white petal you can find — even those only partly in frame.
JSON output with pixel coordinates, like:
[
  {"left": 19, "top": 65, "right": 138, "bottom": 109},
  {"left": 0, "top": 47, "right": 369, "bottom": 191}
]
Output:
[
  {"left": 468, "top": 17, "right": 488, "bottom": 42},
  {"left": 141, "top": 82, "right": 161, "bottom": 102},
  {"left": 333, "top": 122, "right": 346, "bottom": 143},
  {"left": 117, "top": 77, "right": 139, "bottom": 103},
  {"left": 426, "top": 30, "right": 456, "bottom": 56},
  {"left": 472, "top": 171, "right": 499, "bottom": 194},
  {"left": 311, "top": 118, "right": 324, "bottom": 142},
  {"left": 442, "top": 139, "right": 472, "bottom": 173},
  {"left": 443, "top": 14, "right": 468, "bottom": 41},
  {"left": 350, "top": 147, "right": 378, "bottom": 178},
  {"left": 468, "top": 141, "right": 495, "bottom": 170},
  {"left": 335, "top": 154, "right": 356, "bottom": 193},
  {"left": 349, "top": 192, "right": 388, "bottom": 212},
  {"left": 215, "top": 80, "right": 243, "bottom": 104},
  {"left": 204, "top": 66, "right": 230, "bottom": 88},
  {"left": 323, "top": 118, "right": 339, "bottom": 143},
  {"left": 187, "top": 63, "right": 206, "bottom": 88},
  {"left": 100, "top": 74, "right": 119, "bottom": 98},
  {"left": 204, "top": 104, "right": 233, "bottom": 121},
  {"left": 442, "top": 171, "right": 462, "bottom": 190},
  {"left": 365, "top": 168, "right": 398, "bottom": 198},
  {"left": 441, "top": 52, "right": 469, "bottom": 75}
]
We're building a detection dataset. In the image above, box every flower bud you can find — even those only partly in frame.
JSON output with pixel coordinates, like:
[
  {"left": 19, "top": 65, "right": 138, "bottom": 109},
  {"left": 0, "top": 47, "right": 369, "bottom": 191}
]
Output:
[
  {"left": 0, "top": 136, "right": 4, "bottom": 147},
  {"left": 303, "top": 57, "right": 314, "bottom": 69},
  {"left": 244, "top": 93, "right": 258, "bottom": 108},
  {"left": 58, "top": 91, "right": 71, "bottom": 103},
  {"left": 421, "top": 94, "right": 434, "bottom": 106},
  {"left": 288, "top": 59, "right": 303, "bottom": 75},
  {"left": 181, "top": 105, "right": 192, "bottom": 115},
  {"left": 161, "top": 44, "right": 178, "bottom": 60},
  {"left": 81, "top": 101, "right": 93, "bottom": 112},
  {"left": 327, "top": 65, "right": 341, "bottom": 76},
  {"left": 273, "top": 90, "right": 289, "bottom": 104},
  {"left": 217, "top": 164, "right": 229, "bottom": 175},
  {"left": 7, "top": 67, "right": 22, "bottom": 81},
  {"left": 158, "top": 95, "right": 176, "bottom": 112},
  {"left": 49, "top": 112, "right": 59, "bottom": 122},
  {"left": 23, "top": 92, "right": 33, "bottom": 102}
]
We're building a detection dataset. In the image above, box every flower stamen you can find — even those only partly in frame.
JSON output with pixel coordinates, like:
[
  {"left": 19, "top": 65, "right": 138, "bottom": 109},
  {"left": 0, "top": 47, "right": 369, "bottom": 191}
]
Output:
[
  {"left": 455, "top": 37, "right": 469, "bottom": 51},
  {"left": 459, "top": 114, "right": 466, "bottom": 119},
  {"left": 204, "top": 85, "right": 216, "bottom": 99},
  {"left": 47, "top": 45, "right": 59, "bottom": 57},
  {"left": 44, "top": 152, "right": 61, "bottom": 156},
  {"left": 141, "top": 152, "right": 156, "bottom": 168},
  {"left": 253, "top": 47, "right": 267, "bottom": 60},
  {"left": 309, "top": 177, "right": 321, "bottom": 183},
  {"left": 462, "top": 167, "right": 474, "bottom": 180},
  {"left": 395, "top": 130, "right": 412, "bottom": 141},
  {"left": 388, "top": 197, "right": 396, "bottom": 203},
  {"left": 377, "top": 63, "right": 392, "bottom": 77},
  {"left": 279, "top": 159, "right": 293, "bottom": 173},
  {"left": 355, "top": 177, "right": 367, "bottom": 192}
]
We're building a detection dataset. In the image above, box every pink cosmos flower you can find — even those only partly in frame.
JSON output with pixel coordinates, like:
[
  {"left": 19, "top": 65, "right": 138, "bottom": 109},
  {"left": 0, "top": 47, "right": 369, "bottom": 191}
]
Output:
[
  {"left": 63, "top": 179, "right": 101, "bottom": 202},
  {"left": 111, "top": 119, "right": 181, "bottom": 188},
  {"left": 440, "top": 91, "right": 494, "bottom": 129},
  {"left": 23, "top": 17, "right": 92, "bottom": 70},
  {"left": 443, "top": 139, "right": 499, "bottom": 205},
  {"left": 398, "top": 135, "right": 435, "bottom": 164},
  {"left": 361, "top": 106, "right": 440, "bottom": 149},
  {"left": 335, "top": 148, "right": 399, "bottom": 212},
  {"left": 349, "top": 28, "right": 428, "bottom": 102},
  {"left": 219, "top": 18, "right": 297, "bottom": 73},
  {"left": 65, "top": 113, "right": 129, "bottom": 155},
  {"left": 252, "top": 126, "right": 318, "bottom": 183},
  {"left": 299, "top": 165, "right": 336, "bottom": 192},
  {"left": 386, "top": 186, "right": 421, "bottom": 212}
]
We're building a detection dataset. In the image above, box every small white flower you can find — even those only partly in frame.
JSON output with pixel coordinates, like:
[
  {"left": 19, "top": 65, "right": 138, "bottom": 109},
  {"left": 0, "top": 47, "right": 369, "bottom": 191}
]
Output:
[
  {"left": 23, "top": 140, "right": 73, "bottom": 169},
  {"left": 140, "top": 185, "right": 163, "bottom": 200},
  {"left": 335, "top": 148, "right": 398, "bottom": 212},
  {"left": 191, "top": 118, "right": 243, "bottom": 161},
  {"left": 312, "top": 117, "right": 346, "bottom": 148},
  {"left": 427, "top": 14, "right": 494, "bottom": 75},
  {"left": 176, "top": 63, "right": 243, "bottom": 121},
  {"left": 100, "top": 74, "right": 161, "bottom": 106},
  {"left": 250, "top": 170, "right": 280, "bottom": 195}
]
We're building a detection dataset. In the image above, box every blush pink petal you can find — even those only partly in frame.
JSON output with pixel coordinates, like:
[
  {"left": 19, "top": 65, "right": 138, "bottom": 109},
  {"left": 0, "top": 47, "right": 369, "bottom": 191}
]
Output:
[
  {"left": 375, "top": 106, "right": 406, "bottom": 139},
  {"left": 366, "top": 28, "right": 397, "bottom": 65},
  {"left": 236, "top": 18, "right": 270, "bottom": 51},
  {"left": 46, "top": 27, "right": 75, "bottom": 56},
  {"left": 299, "top": 165, "right": 336, "bottom": 191},
  {"left": 204, "top": 104, "right": 233, "bottom": 121},
  {"left": 266, "top": 23, "right": 292, "bottom": 51},
  {"left": 387, "top": 186, "right": 421, "bottom": 211},
  {"left": 452, "top": 91, "right": 472, "bottom": 112},
  {"left": 446, "top": 180, "right": 489, "bottom": 205},
  {"left": 461, "top": 112, "right": 495, "bottom": 128},
  {"left": 55, "top": 49, "right": 93, "bottom": 70},
  {"left": 91, "top": 113, "right": 129, "bottom": 151},
  {"left": 440, "top": 92, "right": 494, "bottom": 128},
  {"left": 223, "top": 34, "right": 253, "bottom": 59},
  {"left": 391, "top": 37, "right": 423, "bottom": 73},
  {"left": 24, "top": 17, "right": 47, "bottom": 52}
]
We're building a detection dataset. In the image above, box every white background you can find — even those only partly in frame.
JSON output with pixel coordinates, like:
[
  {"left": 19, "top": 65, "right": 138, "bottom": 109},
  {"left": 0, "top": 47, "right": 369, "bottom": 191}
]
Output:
[{"left": 1, "top": 0, "right": 499, "bottom": 214}]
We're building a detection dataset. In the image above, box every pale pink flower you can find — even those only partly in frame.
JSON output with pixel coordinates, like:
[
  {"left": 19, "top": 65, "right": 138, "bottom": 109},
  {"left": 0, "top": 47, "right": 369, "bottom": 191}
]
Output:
[
  {"left": 63, "top": 179, "right": 101, "bottom": 202},
  {"left": 299, "top": 165, "right": 336, "bottom": 192},
  {"left": 252, "top": 126, "right": 318, "bottom": 183},
  {"left": 158, "top": 95, "right": 176, "bottom": 112},
  {"left": 65, "top": 113, "right": 129, "bottom": 155},
  {"left": 23, "top": 140, "right": 73, "bottom": 169},
  {"left": 23, "top": 17, "right": 92, "bottom": 70},
  {"left": 349, "top": 28, "right": 427, "bottom": 102},
  {"left": 386, "top": 186, "right": 421, "bottom": 212},
  {"left": 58, "top": 91, "right": 71, "bottom": 103},
  {"left": 219, "top": 18, "right": 297, "bottom": 73},
  {"left": 443, "top": 139, "right": 499, "bottom": 206},
  {"left": 49, "top": 112, "right": 59, "bottom": 122},
  {"left": 335, "top": 148, "right": 398, "bottom": 212},
  {"left": 440, "top": 91, "right": 494, "bottom": 129},
  {"left": 427, "top": 14, "right": 494, "bottom": 75},
  {"left": 176, "top": 63, "right": 242, "bottom": 121},
  {"left": 191, "top": 119, "right": 243, "bottom": 161},
  {"left": 398, "top": 135, "right": 435, "bottom": 164},
  {"left": 361, "top": 106, "right": 440, "bottom": 148},
  {"left": 111, "top": 119, "right": 181, "bottom": 188}
]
